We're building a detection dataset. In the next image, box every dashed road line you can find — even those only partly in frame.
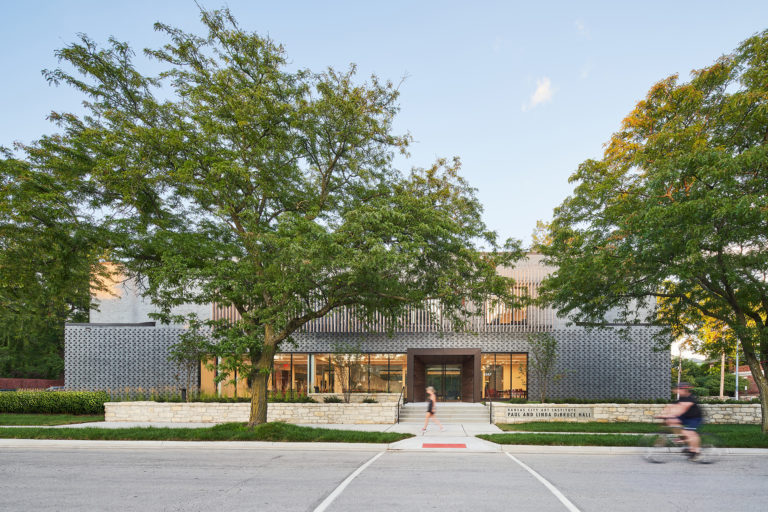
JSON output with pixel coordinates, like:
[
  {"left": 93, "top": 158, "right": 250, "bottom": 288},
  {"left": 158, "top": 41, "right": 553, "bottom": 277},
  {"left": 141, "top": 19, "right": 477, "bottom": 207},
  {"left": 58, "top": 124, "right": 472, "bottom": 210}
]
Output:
[
  {"left": 505, "top": 452, "right": 582, "bottom": 512},
  {"left": 313, "top": 451, "right": 384, "bottom": 512}
]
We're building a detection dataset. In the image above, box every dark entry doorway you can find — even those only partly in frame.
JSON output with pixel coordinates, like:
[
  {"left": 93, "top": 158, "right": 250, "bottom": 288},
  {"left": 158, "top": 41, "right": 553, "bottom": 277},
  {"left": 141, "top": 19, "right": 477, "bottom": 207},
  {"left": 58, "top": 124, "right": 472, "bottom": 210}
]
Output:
[
  {"left": 407, "top": 348, "right": 481, "bottom": 402},
  {"left": 425, "top": 364, "right": 462, "bottom": 401}
]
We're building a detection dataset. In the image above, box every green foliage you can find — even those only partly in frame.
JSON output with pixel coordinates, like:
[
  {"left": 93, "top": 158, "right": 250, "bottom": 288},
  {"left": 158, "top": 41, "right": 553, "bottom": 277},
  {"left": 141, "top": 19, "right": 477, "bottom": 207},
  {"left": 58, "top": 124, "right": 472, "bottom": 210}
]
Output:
[
  {"left": 671, "top": 358, "right": 749, "bottom": 396},
  {"left": 323, "top": 395, "right": 344, "bottom": 403},
  {"left": 166, "top": 314, "right": 210, "bottom": 400},
  {"left": 0, "top": 391, "right": 109, "bottom": 414},
  {"left": 33, "top": 6, "right": 524, "bottom": 425},
  {"left": 362, "top": 397, "right": 378, "bottom": 403},
  {"left": 540, "top": 31, "right": 768, "bottom": 430},
  {"left": 0, "top": 150, "right": 109, "bottom": 379},
  {"left": 507, "top": 397, "right": 528, "bottom": 404},
  {"left": 526, "top": 332, "right": 564, "bottom": 402},
  {"left": 0, "top": 422, "right": 413, "bottom": 443}
]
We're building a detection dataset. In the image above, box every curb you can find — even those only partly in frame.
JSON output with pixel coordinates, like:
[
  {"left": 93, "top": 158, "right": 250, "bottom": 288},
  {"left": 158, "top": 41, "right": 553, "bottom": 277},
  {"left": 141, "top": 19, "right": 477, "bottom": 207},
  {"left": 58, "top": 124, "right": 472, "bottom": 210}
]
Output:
[
  {"left": 0, "top": 439, "right": 388, "bottom": 451},
  {"left": 2, "top": 438, "right": 767, "bottom": 455}
]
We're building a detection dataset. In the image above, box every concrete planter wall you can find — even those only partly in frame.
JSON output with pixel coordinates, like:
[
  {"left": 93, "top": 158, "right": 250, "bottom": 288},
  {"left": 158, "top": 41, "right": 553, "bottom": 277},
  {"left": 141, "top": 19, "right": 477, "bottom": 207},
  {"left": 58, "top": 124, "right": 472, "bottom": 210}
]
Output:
[
  {"left": 105, "top": 401, "right": 398, "bottom": 424},
  {"left": 492, "top": 403, "right": 762, "bottom": 425}
]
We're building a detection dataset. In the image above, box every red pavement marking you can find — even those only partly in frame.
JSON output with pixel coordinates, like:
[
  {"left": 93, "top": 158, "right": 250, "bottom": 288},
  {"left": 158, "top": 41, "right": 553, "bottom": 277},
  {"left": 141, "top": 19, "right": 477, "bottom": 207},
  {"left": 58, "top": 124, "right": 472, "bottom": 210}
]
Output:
[{"left": 422, "top": 443, "right": 467, "bottom": 448}]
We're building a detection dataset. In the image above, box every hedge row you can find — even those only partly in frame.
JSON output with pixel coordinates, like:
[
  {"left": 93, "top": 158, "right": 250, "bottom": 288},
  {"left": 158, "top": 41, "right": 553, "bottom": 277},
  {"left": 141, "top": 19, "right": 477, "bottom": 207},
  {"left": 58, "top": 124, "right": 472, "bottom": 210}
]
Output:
[{"left": 0, "top": 391, "right": 110, "bottom": 414}]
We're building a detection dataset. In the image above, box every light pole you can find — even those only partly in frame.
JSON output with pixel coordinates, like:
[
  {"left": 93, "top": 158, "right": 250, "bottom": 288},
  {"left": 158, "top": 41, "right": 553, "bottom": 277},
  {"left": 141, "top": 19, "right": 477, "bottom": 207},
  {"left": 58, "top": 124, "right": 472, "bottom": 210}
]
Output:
[{"left": 735, "top": 340, "right": 740, "bottom": 401}]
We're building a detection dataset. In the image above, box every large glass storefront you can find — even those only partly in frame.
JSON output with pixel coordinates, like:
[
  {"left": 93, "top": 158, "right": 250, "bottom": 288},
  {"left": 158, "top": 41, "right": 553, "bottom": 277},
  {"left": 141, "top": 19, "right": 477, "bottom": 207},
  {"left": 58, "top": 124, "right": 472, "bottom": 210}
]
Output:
[
  {"left": 267, "top": 353, "right": 407, "bottom": 396},
  {"left": 202, "top": 351, "right": 526, "bottom": 400},
  {"left": 481, "top": 353, "right": 528, "bottom": 400}
]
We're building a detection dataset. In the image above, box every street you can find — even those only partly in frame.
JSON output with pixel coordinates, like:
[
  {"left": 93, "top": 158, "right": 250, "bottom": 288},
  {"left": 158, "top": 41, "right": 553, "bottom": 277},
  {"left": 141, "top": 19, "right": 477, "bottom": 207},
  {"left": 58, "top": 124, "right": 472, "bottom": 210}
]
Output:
[{"left": 1, "top": 443, "right": 766, "bottom": 511}]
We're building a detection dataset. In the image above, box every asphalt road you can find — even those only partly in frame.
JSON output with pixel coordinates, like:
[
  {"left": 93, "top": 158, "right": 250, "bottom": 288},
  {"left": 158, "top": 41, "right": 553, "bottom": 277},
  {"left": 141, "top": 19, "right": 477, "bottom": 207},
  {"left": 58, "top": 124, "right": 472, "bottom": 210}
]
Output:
[{"left": 1, "top": 445, "right": 766, "bottom": 512}]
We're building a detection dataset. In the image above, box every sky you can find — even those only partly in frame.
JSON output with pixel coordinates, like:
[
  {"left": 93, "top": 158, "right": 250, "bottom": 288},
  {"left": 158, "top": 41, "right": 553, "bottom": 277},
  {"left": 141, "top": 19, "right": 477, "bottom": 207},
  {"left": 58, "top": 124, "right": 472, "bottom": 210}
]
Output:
[{"left": 2, "top": 1, "right": 767, "bottom": 246}]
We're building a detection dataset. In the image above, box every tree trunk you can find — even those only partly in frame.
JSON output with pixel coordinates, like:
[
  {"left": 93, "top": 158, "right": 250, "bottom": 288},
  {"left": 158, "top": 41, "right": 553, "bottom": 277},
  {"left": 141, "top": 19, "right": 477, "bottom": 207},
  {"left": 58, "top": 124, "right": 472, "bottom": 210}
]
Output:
[
  {"left": 247, "top": 339, "right": 276, "bottom": 427},
  {"left": 742, "top": 349, "right": 768, "bottom": 434},
  {"left": 248, "top": 371, "right": 269, "bottom": 427}
]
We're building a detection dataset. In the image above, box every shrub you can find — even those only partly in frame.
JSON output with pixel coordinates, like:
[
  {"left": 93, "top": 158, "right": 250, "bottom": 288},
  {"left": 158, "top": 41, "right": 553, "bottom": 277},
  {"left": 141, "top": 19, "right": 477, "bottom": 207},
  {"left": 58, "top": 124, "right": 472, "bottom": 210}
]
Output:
[
  {"left": 362, "top": 398, "right": 378, "bottom": 403},
  {"left": 507, "top": 397, "right": 527, "bottom": 404},
  {"left": 0, "top": 390, "right": 109, "bottom": 414},
  {"left": 323, "top": 395, "right": 343, "bottom": 403}
]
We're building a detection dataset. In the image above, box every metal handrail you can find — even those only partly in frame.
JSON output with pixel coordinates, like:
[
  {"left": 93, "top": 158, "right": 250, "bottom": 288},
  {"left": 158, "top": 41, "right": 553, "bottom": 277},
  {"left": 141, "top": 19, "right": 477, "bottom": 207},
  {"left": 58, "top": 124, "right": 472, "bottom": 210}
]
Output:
[
  {"left": 396, "top": 385, "right": 405, "bottom": 423},
  {"left": 489, "top": 397, "right": 493, "bottom": 424}
]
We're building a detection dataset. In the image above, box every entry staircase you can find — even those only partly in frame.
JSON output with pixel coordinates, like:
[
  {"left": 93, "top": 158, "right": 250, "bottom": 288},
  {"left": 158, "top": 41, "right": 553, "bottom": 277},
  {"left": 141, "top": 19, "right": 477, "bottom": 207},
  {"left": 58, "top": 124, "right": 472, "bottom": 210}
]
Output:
[{"left": 398, "top": 402, "right": 489, "bottom": 424}]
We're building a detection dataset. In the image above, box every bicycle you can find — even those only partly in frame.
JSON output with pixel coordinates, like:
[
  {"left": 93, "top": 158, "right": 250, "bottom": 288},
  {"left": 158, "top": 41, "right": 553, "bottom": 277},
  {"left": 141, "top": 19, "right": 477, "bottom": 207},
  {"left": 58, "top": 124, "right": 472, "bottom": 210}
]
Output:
[{"left": 642, "top": 422, "right": 721, "bottom": 464}]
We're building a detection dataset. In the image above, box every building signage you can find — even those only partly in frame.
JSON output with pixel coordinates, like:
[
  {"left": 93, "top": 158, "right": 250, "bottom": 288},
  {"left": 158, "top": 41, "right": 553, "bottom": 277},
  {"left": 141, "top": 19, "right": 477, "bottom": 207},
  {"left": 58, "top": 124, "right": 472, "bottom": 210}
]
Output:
[{"left": 506, "top": 406, "right": 593, "bottom": 419}]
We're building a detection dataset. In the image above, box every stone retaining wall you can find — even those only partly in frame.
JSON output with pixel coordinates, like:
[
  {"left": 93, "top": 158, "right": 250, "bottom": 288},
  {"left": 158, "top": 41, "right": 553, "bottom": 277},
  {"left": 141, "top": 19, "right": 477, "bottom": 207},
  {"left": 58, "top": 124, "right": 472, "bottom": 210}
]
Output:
[
  {"left": 492, "top": 403, "right": 762, "bottom": 424},
  {"left": 105, "top": 401, "right": 397, "bottom": 424}
]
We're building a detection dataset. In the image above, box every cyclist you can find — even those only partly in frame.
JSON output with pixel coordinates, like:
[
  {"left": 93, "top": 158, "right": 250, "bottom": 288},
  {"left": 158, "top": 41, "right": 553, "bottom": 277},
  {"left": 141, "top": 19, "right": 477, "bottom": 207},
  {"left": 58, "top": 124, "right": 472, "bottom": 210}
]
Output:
[{"left": 658, "top": 382, "right": 703, "bottom": 461}]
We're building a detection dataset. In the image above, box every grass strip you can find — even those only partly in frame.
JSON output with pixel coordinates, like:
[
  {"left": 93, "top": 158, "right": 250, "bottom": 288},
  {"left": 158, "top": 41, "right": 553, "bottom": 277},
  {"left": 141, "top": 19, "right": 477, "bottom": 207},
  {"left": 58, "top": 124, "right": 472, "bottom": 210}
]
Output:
[
  {"left": 0, "top": 414, "right": 105, "bottom": 426},
  {"left": 482, "top": 424, "right": 768, "bottom": 448},
  {"left": 496, "top": 422, "right": 659, "bottom": 433},
  {"left": 478, "top": 433, "right": 645, "bottom": 446},
  {"left": 0, "top": 422, "right": 412, "bottom": 443}
]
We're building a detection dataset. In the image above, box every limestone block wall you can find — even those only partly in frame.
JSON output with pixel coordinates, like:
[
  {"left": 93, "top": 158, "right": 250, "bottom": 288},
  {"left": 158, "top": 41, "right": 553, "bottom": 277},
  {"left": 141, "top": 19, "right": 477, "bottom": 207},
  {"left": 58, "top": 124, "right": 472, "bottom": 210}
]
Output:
[
  {"left": 492, "top": 403, "right": 761, "bottom": 425},
  {"left": 105, "top": 401, "right": 398, "bottom": 424}
]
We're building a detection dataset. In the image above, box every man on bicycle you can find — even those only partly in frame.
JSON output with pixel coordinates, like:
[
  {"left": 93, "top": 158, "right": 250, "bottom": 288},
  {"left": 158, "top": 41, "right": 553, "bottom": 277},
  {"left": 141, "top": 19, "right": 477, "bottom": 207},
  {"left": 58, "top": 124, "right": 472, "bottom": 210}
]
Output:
[{"left": 658, "top": 382, "right": 703, "bottom": 461}]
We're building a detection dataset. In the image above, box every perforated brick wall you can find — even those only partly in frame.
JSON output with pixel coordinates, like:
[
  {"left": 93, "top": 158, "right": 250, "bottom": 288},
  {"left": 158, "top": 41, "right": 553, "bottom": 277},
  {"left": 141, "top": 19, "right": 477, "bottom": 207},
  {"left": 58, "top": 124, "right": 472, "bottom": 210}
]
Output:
[
  {"left": 285, "top": 328, "right": 670, "bottom": 400},
  {"left": 65, "top": 325, "right": 196, "bottom": 391},
  {"left": 65, "top": 325, "right": 669, "bottom": 399}
]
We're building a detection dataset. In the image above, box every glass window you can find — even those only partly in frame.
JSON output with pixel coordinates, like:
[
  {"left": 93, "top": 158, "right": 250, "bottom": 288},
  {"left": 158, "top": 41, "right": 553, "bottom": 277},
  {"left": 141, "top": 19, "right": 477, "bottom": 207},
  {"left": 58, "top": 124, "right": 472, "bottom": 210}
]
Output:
[
  {"left": 482, "top": 353, "right": 527, "bottom": 399},
  {"left": 482, "top": 353, "right": 497, "bottom": 399},
  {"left": 389, "top": 354, "right": 406, "bottom": 395},
  {"left": 314, "top": 354, "right": 333, "bottom": 393},
  {"left": 511, "top": 353, "right": 528, "bottom": 398},
  {"left": 369, "top": 354, "right": 390, "bottom": 393},
  {"left": 292, "top": 354, "right": 308, "bottom": 396},
  {"left": 273, "top": 354, "right": 292, "bottom": 395}
]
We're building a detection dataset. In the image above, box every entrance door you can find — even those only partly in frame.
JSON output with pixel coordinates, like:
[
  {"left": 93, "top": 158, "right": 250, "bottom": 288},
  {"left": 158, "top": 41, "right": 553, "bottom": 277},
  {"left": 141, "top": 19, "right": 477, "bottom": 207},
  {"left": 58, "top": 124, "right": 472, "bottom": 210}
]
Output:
[{"left": 425, "top": 364, "right": 462, "bottom": 401}]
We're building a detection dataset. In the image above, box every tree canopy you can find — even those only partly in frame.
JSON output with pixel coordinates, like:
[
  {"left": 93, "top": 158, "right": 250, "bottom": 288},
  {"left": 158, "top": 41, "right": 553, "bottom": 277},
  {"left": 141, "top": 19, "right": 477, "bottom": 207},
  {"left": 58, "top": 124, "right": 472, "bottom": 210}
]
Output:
[
  {"left": 540, "top": 31, "right": 768, "bottom": 431},
  {"left": 35, "top": 8, "right": 522, "bottom": 424},
  {"left": 0, "top": 147, "right": 107, "bottom": 378}
]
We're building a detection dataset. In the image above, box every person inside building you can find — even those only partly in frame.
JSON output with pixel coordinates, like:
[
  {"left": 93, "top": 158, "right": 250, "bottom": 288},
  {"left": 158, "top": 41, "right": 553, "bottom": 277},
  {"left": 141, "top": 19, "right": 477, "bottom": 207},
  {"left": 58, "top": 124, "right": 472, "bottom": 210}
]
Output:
[{"left": 658, "top": 382, "right": 703, "bottom": 461}]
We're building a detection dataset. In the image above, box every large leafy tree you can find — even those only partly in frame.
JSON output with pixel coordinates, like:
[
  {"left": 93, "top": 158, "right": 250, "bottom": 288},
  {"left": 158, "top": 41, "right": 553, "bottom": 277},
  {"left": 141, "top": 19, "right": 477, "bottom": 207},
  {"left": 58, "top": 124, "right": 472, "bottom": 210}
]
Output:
[
  {"left": 0, "top": 147, "right": 107, "bottom": 378},
  {"left": 541, "top": 31, "right": 768, "bottom": 432},
  {"left": 41, "top": 8, "right": 522, "bottom": 425}
]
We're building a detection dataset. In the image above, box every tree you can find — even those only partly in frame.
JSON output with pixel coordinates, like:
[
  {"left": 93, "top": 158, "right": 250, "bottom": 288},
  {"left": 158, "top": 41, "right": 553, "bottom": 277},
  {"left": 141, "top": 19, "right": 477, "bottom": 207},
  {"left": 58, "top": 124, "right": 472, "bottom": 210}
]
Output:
[
  {"left": 0, "top": 148, "right": 108, "bottom": 379},
  {"left": 526, "top": 332, "right": 563, "bottom": 402},
  {"left": 540, "top": 31, "right": 768, "bottom": 432},
  {"left": 39, "top": 8, "right": 523, "bottom": 425},
  {"left": 167, "top": 314, "right": 210, "bottom": 401},
  {"left": 331, "top": 342, "right": 365, "bottom": 403}
]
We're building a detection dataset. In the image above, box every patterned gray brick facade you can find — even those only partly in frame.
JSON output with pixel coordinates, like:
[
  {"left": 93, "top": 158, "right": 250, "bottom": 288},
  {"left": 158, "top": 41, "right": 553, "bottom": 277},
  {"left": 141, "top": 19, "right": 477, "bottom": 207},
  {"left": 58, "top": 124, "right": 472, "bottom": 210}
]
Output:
[
  {"left": 65, "top": 325, "right": 670, "bottom": 399},
  {"left": 65, "top": 325, "right": 197, "bottom": 391},
  {"left": 285, "top": 328, "right": 670, "bottom": 400}
]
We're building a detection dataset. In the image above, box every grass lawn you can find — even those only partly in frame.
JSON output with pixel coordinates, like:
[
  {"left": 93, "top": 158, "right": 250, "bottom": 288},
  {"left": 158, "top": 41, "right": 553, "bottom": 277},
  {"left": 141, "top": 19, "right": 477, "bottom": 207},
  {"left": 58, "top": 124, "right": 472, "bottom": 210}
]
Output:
[
  {"left": 0, "top": 413, "right": 105, "bottom": 426},
  {"left": 497, "top": 422, "right": 659, "bottom": 433},
  {"left": 0, "top": 422, "right": 412, "bottom": 443},
  {"left": 482, "top": 423, "right": 768, "bottom": 448}
]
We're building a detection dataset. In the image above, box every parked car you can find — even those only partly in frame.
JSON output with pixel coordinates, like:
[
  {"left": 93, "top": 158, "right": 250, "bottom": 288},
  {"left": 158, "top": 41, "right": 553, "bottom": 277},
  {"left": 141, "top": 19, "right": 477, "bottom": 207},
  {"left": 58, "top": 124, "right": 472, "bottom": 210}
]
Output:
[{"left": 45, "top": 386, "right": 66, "bottom": 391}]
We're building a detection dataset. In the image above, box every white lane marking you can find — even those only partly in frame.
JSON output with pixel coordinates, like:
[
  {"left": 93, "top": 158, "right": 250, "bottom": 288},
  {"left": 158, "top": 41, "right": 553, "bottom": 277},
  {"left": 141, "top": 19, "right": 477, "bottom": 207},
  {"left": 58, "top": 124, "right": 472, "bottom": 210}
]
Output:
[
  {"left": 505, "top": 452, "right": 582, "bottom": 512},
  {"left": 313, "top": 451, "right": 384, "bottom": 512}
]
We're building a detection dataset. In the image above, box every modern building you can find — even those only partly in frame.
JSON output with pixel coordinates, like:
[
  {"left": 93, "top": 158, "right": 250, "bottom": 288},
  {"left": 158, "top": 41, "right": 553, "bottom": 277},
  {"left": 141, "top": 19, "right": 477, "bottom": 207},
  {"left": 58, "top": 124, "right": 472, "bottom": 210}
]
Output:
[{"left": 65, "top": 255, "right": 671, "bottom": 401}]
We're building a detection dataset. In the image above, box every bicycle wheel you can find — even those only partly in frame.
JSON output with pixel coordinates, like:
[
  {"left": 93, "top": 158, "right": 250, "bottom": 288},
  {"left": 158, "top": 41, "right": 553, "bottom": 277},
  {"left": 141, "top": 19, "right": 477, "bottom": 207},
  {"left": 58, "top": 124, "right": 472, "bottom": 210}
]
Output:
[
  {"left": 642, "top": 433, "right": 671, "bottom": 463},
  {"left": 693, "top": 433, "right": 722, "bottom": 464}
]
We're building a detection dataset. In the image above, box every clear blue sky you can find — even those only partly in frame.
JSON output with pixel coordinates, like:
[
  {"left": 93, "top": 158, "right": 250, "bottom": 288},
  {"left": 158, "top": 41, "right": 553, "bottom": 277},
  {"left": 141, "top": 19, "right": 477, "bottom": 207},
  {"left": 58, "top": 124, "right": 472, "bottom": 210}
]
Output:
[{"left": 2, "top": 1, "right": 766, "bottom": 246}]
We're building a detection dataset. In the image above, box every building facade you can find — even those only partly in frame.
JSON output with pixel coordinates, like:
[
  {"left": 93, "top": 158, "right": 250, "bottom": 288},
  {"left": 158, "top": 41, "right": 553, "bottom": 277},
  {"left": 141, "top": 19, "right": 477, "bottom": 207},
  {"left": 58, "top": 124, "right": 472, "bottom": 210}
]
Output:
[{"left": 66, "top": 255, "right": 671, "bottom": 401}]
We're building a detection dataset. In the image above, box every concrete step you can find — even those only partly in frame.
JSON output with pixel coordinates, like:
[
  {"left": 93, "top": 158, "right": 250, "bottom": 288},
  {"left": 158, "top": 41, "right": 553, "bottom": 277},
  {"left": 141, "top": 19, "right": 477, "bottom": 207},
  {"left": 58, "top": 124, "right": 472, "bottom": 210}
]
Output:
[{"left": 398, "top": 403, "right": 491, "bottom": 424}]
